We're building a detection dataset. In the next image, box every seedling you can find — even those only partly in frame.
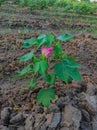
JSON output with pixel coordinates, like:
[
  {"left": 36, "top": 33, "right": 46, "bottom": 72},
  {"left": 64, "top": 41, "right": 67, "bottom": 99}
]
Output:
[{"left": 18, "top": 33, "right": 81, "bottom": 108}]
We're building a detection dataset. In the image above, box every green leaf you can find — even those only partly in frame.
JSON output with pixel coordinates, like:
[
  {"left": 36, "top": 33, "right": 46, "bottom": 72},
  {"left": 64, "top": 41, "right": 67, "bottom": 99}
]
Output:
[
  {"left": 46, "top": 34, "right": 55, "bottom": 46},
  {"left": 32, "top": 56, "right": 39, "bottom": 63},
  {"left": 39, "top": 61, "right": 48, "bottom": 75},
  {"left": 54, "top": 60, "right": 81, "bottom": 83},
  {"left": 54, "top": 62, "right": 70, "bottom": 83},
  {"left": 33, "top": 60, "right": 48, "bottom": 75},
  {"left": 53, "top": 42, "right": 63, "bottom": 58},
  {"left": 37, "top": 34, "right": 46, "bottom": 43},
  {"left": 19, "top": 51, "right": 34, "bottom": 62},
  {"left": 29, "top": 78, "right": 37, "bottom": 89},
  {"left": 67, "top": 57, "right": 78, "bottom": 61},
  {"left": 22, "top": 38, "right": 36, "bottom": 48},
  {"left": 33, "top": 62, "right": 40, "bottom": 73},
  {"left": 57, "top": 34, "right": 74, "bottom": 42},
  {"left": 37, "top": 88, "right": 56, "bottom": 108},
  {"left": 18, "top": 65, "right": 33, "bottom": 76},
  {"left": 65, "top": 67, "right": 82, "bottom": 81},
  {"left": 45, "top": 73, "right": 56, "bottom": 84},
  {"left": 63, "top": 59, "right": 80, "bottom": 68},
  {"left": 37, "top": 34, "right": 46, "bottom": 48},
  {"left": 37, "top": 33, "right": 54, "bottom": 47}
]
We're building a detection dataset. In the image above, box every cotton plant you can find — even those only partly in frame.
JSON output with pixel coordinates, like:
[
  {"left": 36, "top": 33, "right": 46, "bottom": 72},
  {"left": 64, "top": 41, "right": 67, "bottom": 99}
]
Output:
[{"left": 18, "top": 33, "right": 82, "bottom": 108}]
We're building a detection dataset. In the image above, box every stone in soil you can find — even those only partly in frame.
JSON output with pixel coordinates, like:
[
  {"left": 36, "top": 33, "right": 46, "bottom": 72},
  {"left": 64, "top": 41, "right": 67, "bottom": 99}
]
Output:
[
  {"left": 81, "top": 109, "right": 90, "bottom": 122},
  {"left": 48, "top": 112, "right": 61, "bottom": 129},
  {"left": 1, "top": 107, "right": 12, "bottom": 126},
  {"left": 86, "top": 82, "right": 97, "bottom": 96},
  {"left": 80, "top": 122, "right": 92, "bottom": 130},
  {"left": 25, "top": 115, "right": 35, "bottom": 130},
  {"left": 60, "top": 128, "right": 69, "bottom": 130},
  {"left": 92, "top": 115, "right": 97, "bottom": 130},
  {"left": 8, "top": 125, "right": 18, "bottom": 130},
  {"left": 38, "top": 125, "right": 47, "bottom": 130},
  {"left": 55, "top": 96, "right": 70, "bottom": 108},
  {"left": 10, "top": 112, "right": 25, "bottom": 125},
  {"left": 45, "top": 113, "right": 54, "bottom": 126},
  {"left": 47, "top": 104, "right": 60, "bottom": 113},
  {"left": 78, "top": 92, "right": 97, "bottom": 113},
  {"left": 17, "top": 126, "right": 25, "bottom": 130},
  {"left": 61, "top": 105, "right": 82, "bottom": 130},
  {"left": 1, "top": 126, "right": 9, "bottom": 130}
]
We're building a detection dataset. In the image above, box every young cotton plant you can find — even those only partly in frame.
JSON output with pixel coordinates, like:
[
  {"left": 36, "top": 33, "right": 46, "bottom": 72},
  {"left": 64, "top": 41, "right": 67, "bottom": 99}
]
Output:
[{"left": 18, "top": 33, "right": 82, "bottom": 108}]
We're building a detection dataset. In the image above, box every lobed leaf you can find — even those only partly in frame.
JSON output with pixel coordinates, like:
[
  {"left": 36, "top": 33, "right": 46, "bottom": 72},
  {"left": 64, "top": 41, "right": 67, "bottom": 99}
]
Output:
[
  {"left": 37, "top": 33, "right": 54, "bottom": 47},
  {"left": 22, "top": 38, "right": 37, "bottom": 48},
  {"left": 18, "top": 64, "right": 33, "bottom": 76},
  {"left": 39, "top": 61, "right": 48, "bottom": 75},
  {"left": 46, "top": 33, "right": 55, "bottom": 46},
  {"left": 54, "top": 62, "right": 70, "bottom": 83},
  {"left": 19, "top": 51, "right": 34, "bottom": 62},
  {"left": 65, "top": 67, "right": 82, "bottom": 81},
  {"left": 45, "top": 73, "right": 56, "bottom": 84},
  {"left": 54, "top": 59, "right": 81, "bottom": 83},
  {"left": 57, "top": 34, "right": 74, "bottom": 42},
  {"left": 33, "top": 62, "right": 40, "bottom": 73},
  {"left": 53, "top": 42, "right": 63, "bottom": 58},
  {"left": 37, "top": 88, "right": 56, "bottom": 108},
  {"left": 33, "top": 60, "right": 48, "bottom": 75},
  {"left": 63, "top": 59, "right": 80, "bottom": 68}
]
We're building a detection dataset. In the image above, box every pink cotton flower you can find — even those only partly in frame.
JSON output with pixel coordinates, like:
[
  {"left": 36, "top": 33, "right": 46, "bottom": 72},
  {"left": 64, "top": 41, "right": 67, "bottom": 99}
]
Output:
[{"left": 41, "top": 46, "right": 53, "bottom": 57}]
